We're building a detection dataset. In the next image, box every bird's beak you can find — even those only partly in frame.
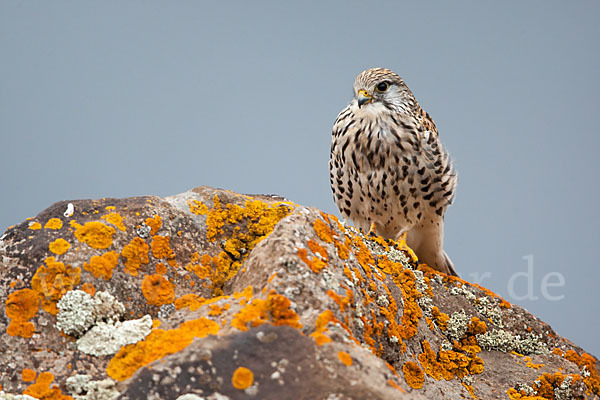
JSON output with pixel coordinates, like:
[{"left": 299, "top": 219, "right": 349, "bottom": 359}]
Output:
[{"left": 357, "top": 89, "right": 372, "bottom": 108}]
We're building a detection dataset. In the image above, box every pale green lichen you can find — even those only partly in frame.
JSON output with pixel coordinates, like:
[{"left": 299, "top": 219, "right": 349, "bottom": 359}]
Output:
[
  {"left": 445, "top": 310, "right": 470, "bottom": 343},
  {"left": 473, "top": 296, "right": 503, "bottom": 327},
  {"left": 413, "top": 269, "right": 433, "bottom": 317},
  {"left": 449, "top": 285, "right": 504, "bottom": 327},
  {"left": 0, "top": 393, "right": 37, "bottom": 400},
  {"left": 56, "top": 290, "right": 125, "bottom": 337},
  {"left": 515, "top": 383, "right": 536, "bottom": 396},
  {"left": 476, "top": 328, "right": 549, "bottom": 355},
  {"left": 66, "top": 375, "right": 119, "bottom": 400},
  {"left": 77, "top": 315, "right": 152, "bottom": 356},
  {"left": 56, "top": 290, "right": 96, "bottom": 336},
  {"left": 554, "top": 375, "right": 573, "bottom": 400},
  {"left": 55, "top": 289, "right": 151, "bottom": 356}
]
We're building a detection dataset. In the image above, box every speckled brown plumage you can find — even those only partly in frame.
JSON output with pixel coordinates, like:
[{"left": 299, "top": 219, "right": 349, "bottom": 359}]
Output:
[{"left": 329, "top": 68, "right": 458, "bottom": 275}]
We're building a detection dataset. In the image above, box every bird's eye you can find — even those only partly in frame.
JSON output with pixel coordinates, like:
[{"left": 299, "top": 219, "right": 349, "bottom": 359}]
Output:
[{"left": 376, "top": 81, "right": 390, "bottom": 92}]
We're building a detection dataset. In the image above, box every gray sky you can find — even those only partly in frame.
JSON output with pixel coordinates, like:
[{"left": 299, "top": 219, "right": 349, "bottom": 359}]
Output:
[{"left": 1, "top": 1, "right": 599, "bottom": 357}]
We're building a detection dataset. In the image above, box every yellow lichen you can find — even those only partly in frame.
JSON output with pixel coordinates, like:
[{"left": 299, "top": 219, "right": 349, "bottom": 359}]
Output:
[
  {"left": 418, "top": 340, "right": 484, "bottom": 381},
  {"left": 402, "top": 361, "right": 424, "bottom": 389},
  {"left": 83, "top": 251, "right": 119, "bottom": 280},
  {"left": 156, "top": 262, "right": 167, "bottom": 274},
  {"left": 231, "top": 292, "right": 302, "bottom": 331},
  {"left": 145, "top": 215, "right": 162, "bottom": 235},
  {"left": 174, "top": 293, "right": 207, "bottom": 311},
  {"left": 310, "top": 309, "right": 336, "bottom": 346},
  {"left": 23, "top": 371, "right": 73, "bottom": 400},
  {"left": 297, "top": 247, "right": 327, "bottom": 274},
  {"left": 48, "top": 238, "right": 71, "bottom": 255},
  {"left": 564, "top": 349, "right": 600, "bottom": 395},
  {"left": 431, "top": 306, "right": 449, "bottom": 331},
  {"left": 6, "top": 288, "right": 40, "bottom": 321},
  {"left": 150, "top": 235, "right": 175, "bottom": 260},
  {"left": 337, "top": 351, "right": 353, "bottom": 366},
  {"left": 81, "top": 282, "right": 96, "bottom": 296},
  {"left": 22, "top": 368, "right": 37, "bottom": 382},
  {"left": 232, "top": 366, "right": 254, "bottom": 390},
  {"left": 188, "top": 199, "right": 209, "bottom": 215},
  {"left": 73, "top": 221, "right": 115, "bottom": 249},
  {"left": 7, "top": 320, "right": 36, "bottom": 338},
  {"left": 190, "top": 195, "right": 293, "bottom": 294},
  {"left": 313, "top": 218, "right": 334, "bottom": 243},
  {"left": 44, "top": 218, "right": 63, "bottom": 230},
  {"left": 29, "top": 222, "right": 42, "bottom": 230},
  {"left": 6, "top": 290, "right": 37, "bottom": 336},
  {"left": 101, "top": 212, "right": 126, "bottom": 232},
  {"left": 31, "top": 257, "right": 81, "bottom": 315},
  {"left": 120, "top": 237, "right": 149, "bottom": 276},
  {"left": 141, "top": 274, "right": 175, "bottom": 306},
  {"left": 106, "top": 317, "right": 220, "bottom": 381},
  {"left": 524, "top": 356, "right": 544, "bottom": 369}
]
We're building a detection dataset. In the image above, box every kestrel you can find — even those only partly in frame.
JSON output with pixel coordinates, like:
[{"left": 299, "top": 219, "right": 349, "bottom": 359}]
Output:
[{"left": 329, "top": 68, "right": 458, "bottom": 276}]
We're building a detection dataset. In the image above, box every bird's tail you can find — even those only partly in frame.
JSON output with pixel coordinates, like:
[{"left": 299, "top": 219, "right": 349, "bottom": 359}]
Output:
[
  {"left": 405, "top": 214, "right": 459, "bottom": 277},
  {"left": 442, "top": 251, "right": 459, "bottom": 277}
]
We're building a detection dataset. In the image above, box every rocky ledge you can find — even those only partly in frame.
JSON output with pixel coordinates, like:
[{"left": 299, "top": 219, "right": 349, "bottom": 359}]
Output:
[{"left": 0, "top": 186, "right": 598, "bottom": 400}]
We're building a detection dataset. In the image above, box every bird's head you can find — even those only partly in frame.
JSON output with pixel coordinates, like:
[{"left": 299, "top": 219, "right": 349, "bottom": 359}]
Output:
[{"left": 352, "top": 68, "right": 417, "bottom": 113}]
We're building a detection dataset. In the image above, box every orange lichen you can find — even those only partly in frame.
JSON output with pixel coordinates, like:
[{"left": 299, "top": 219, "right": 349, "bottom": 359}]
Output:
[
  {"left": 232, "top": 366, "right": 254, "bottom": 390},
  {"left": 535, "top": 372, "right": 582, "bottom": 398},
  {"left": 31, "top": 257, "right": 81, "bottom": 315},
  {"left": 297, "top": 247, "right": 327, "bottom": 274},
  {"left": 29, "top": 222, "right": 42, "bottom": 230},
  {"left": 462, "top": 382, "right": 476, "bottom": 399},
  {"left": 431, "top": 306, "right": 449, "bottom": 331},
  {"left": 552, "top": 348, "right": 564, "bottom": 356},
  {"left": 107, "top": 317, "right": 220, "bottom": 381},
  {"left": 156, "top": 262, "right": 167, "bottom": 274},
  {"left": 232, "top": 292, "right": 302, "bottom": 331},
  {"left": 44, "top": 218, "right": 63, "bottom": 230},
  {"left": 192, "top": 195, "right": 293, "bottom": 294},
  {"left": 564, "top": 349, "right": 600, "bottom": 395},
  {"left": 524, "top": 356, "right": 544, "bottom": 369},
  {"left": 310, "top": 309, "right": 337, "bottom": 346},
  {"left": 208, "top": 303, "right": 230, "bottom": 316},
  {"left": 7, "top": 320, "right": 35, "bottom": 338},
  {"left": 307, "top": 239, "right": 328, "bottom": 261},
  {"left": 188, "top": 199, "right": 209, "bottom": 215},
  {"left": 22, "top": 368, "right": 37, "bottom": 382},
  {"left": 141, "top": 274, "right": 175, "bottom": 306},
  {"left": 23, "top": 371, "right": 73, "bottom": 400},
  {"left": 81, "top": 282, "right": 96, "bottom": 296},
  {"left": 6, "top": 288, "right": 39, "bottom": 321},
  {"left": 506, "top": 388, "right": 546, "bottom": 399},
  {"left": 48, "top": 238, "right": 71, "bottom": 255},
  {"left": 327, "top": 288, "right": 352, "bottom": 313},
  {"left": 83, "top": 251, "right": 119, "bottom": 280},
  {"left": 150, "top": 235, "right": 175, "bottom": 260},
  {"left": 337, "top": 351, "right": 353, "bottom": 366},
  {"left": 101, "top": 212, "right": 126, "bottom": 232},
  {"left": 402, "top": 361, "right": 424, "bottom": 389},
  {"left": 334, "top": 237, "right": 351, "bottom": 260},
  {"left": 121, "top": 237, "right": 150, "bottom": 276},
  {"left": 395, "top": 269, "right": 422, "bottom": 340},
  {"left": 72, "top": 221, "right": 115, "bottom": 249},
  {"left": 313, "top": 218, "right": 334, "bottom": 243},
  {"left": 418, "top": 340, "right": 484, "bottom": 381},
  {"left": 387, "top": 379, "right": 406, "bottom": 392},
  {"left": 145, "top": 215, "right": 162, "bottom": 235}
]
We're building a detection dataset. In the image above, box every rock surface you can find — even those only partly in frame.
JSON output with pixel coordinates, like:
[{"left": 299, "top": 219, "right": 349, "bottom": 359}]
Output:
[{"left": 0, "top": 186, "right": 598, "bottom": 400}]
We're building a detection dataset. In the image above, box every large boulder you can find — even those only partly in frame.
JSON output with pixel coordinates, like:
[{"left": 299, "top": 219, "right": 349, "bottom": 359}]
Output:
[{"left": 0, "top": 186, "right": 598, "bottom": 399}]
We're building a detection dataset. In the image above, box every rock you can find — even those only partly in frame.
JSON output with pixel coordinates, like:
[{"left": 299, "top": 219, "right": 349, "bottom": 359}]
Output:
[{"left": 0, "top": 186, "right": 598, "bottom": 399}]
